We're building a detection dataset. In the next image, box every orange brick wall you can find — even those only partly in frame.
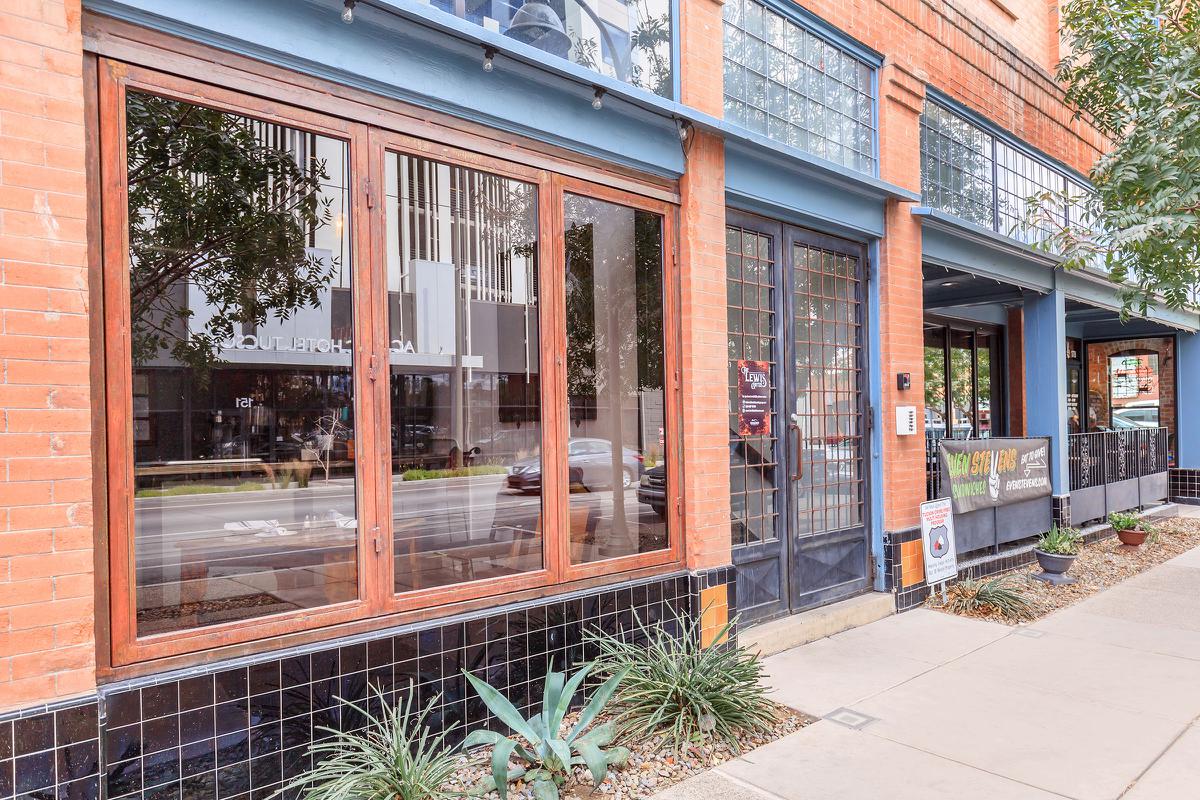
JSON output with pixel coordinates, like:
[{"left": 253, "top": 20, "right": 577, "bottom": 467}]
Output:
[
  {"left": 678, "top": 0, "right": 732, "bottom": 571},
  {"left": 0, "top": 0, "right": 95, "bottom": 711}
]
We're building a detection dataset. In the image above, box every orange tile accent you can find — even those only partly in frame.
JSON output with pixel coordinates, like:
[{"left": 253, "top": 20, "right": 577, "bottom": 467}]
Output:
[
  {"left": 900, "top": 540, "right": 926, "bottom": 588},
  {"left": 699, "top": 585, "right": 729, "bottom": 648}
]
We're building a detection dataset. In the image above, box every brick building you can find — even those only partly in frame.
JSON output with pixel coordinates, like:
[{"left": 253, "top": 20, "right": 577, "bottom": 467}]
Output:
[{"left": 1, "top": 0, "right": 1198, "bottom": 797}]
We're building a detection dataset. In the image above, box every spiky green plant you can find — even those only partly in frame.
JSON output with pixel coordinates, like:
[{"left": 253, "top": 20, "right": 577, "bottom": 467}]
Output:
[
  {"left": 1036, "top": 523, "right": 1083, "bottom": 556},
  {"left": 945, "top": 576, "right": 1033, "bottom": 620},
  {"left": 275, "top": 685, "right": 461, "bottom": 800},
  {"left": 462, "top": 664, "right": 630, "bottom": 800},
  {"left": 585, "top": 609, "right": 775, "bottom": 753}
]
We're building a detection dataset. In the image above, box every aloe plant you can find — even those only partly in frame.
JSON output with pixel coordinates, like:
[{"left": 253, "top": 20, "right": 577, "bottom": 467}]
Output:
[{"left": 462, "top": 664, "right": 631, "bottom": 800}]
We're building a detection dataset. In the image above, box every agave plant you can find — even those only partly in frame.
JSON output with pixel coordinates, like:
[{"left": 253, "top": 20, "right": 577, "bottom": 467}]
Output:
[
  {"left": 275, "top": 684, "right": 460, "bottom": 800},
  {"left": 945, "top": 576, "right": 1033, "bottom": 620},
  {"left": 462, "top": 664, "right": 631, "bottom": 800}
]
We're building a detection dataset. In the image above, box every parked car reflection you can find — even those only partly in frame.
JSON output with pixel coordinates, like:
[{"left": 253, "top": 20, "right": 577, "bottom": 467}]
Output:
[{"left": 506, "top": 438, "right": 643, "bottom": 494}]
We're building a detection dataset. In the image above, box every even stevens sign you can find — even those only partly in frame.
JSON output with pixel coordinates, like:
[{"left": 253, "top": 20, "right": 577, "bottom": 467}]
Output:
[{"left": 938, "top": 438, "right": 1051, "bottom": 514}]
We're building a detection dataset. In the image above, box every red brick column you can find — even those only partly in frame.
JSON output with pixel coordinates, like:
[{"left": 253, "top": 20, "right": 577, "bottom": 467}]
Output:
[
  {"left": 877, "top": 62, "right": 927, "bottom": 533},
  {"left": 0, "top": 0, "right": 95, "bottom": 710},
  {"left": 678, "top": 0, "right": 730, "bottom": 571}
]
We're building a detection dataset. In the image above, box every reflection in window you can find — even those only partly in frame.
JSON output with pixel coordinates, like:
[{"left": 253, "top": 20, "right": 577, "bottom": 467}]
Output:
[
  {"left": 923, "top": 326, "right": 947, "bottom": 437},
  {"left": 722, "top": 0, "right": 876, "bottom": 173},
  {"left": 126, "top": 92, "right": 357, "bottom": 635},
  {"left": 385, "top": 153, "right": 542, "bottom": 592},
  {"left": 564, "top": 194, "right": 668, "bottom": 563},
  {"left": 429, "top": 0, "right": 673, "bottom": 98}
]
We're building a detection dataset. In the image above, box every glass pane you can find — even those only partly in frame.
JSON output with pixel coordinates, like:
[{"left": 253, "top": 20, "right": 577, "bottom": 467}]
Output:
[
  {"left": 384, "top": 152, "right": 542, "bottom": 593},
  {"left": 949, "top": 329, "right": 974, "bottom": 437},
  {"left": 127, "top": 92, "right": 357, "bottom": 636},
  {"left": 433, "top": 0, "right": 673, "bottom": 98},
  {"left": 923, "top": 326, "right": 947, "bottom": 438},
  {"left": 563, "top": 193, "right": 668, "bottom": 563},
  {"left": 976, "top": 333, "right": 994, "bottom": 437}
]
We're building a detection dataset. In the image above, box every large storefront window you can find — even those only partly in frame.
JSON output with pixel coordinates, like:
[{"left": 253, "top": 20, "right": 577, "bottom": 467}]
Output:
[
  {"left": 125, "top": 92, "right": 358, "bottom": 636},
  {"left": 563, "top": 194, "right": 669, "bottom": 563},
  {"left": 1083, "top": 338, "right": 1175, "bottom": 448},
  {"left": 431, "top": 0, "right": 674, "bottom": 98},
  {"left": 384, "top": 152, "right": 543, "bottom": 592},
  {"left": 722, "top": 0, "right": 876, "bottom": 173},
  {"left": 101, "top": 65, "right": 679, "bottom": 664}
]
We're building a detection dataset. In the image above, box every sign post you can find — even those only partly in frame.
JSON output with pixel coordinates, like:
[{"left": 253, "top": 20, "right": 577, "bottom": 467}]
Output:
[{"left": 919, "top": 497, "right": 958, "bottom": 600}]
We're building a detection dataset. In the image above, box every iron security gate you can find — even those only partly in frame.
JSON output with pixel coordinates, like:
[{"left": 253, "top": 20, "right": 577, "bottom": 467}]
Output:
[{"left": 727, "top": 212, "right": 871, "bottom": 623}]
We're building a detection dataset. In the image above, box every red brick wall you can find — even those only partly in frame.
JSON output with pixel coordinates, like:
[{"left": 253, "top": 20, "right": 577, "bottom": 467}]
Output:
[
  {"left": 791, "top": 0, "right": 1104, "bottom": 174},
  {"left": 678, "top": 0, "right": 732, "bottom": 570},
  {"left": 0, "top": 0, "right": 94, "bottom": 711}
]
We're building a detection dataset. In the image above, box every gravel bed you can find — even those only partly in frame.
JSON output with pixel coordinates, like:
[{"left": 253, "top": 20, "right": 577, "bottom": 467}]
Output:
[
  {"left": 926, "top": 514, "right": 1200, "bottom": 624},
  {"left": 443, "top": 704, "right": 810, "bottom": 800}
]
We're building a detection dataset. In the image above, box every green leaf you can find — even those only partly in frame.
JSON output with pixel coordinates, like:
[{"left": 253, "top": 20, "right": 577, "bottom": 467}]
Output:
[
  {"left": 575, "top": 720, "right": 617, "bottom": 748},
  {"left": 573, "top": 738, "right": 610, "bottom": 787},
  {"left": 570, "top": 666, "right": 630, "bottom": 741},
  {"left": 606, "top": 746, "right": 631, "bottom": 768},
  {"left": 462, "top": 729, "right": 507, "bottom": 751},
  {"left": 552, "top": 665, "right": 592, "bottom": 734},
  {"left": 542, "top": 669, "right": 565, "bottom": 730},
  {"left": 491, "top": 738, "right": 519, "bottom": 800},
  {"left": 546, "top": 737, "right": 573, "bottom": 775},
  {"left": 464, "top": 671, "right": 541, "bottom": 744},
  {"left": 531, "top": 779, "right": 559, "bottom": 800}
]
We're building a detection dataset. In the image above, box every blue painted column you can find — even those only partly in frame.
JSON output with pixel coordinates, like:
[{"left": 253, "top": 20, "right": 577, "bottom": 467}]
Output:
[
  {"left": 1176, "top": 333, "right": 1200, "bottom": 468},
  {"left": 1023, "top": 289, "right": 1069, "bottom": 495}
]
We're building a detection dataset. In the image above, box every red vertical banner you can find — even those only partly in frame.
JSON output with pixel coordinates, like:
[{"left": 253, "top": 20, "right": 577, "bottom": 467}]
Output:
[{"left": 737, "top": 359, "right": 771, "bottom": 437}]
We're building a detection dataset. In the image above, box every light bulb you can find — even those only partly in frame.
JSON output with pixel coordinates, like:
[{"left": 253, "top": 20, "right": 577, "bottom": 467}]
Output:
[
  {"left": 591, "top": 88, "right": 604, "bottom": 110},
  {"left": 341, "top": 0, "right": 355, "bottom": 23},
  {"left": 483, "top": 47, "right": 496, "bottom": 72}
]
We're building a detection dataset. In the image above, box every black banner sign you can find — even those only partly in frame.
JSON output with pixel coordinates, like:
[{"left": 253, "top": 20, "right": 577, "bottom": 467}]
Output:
[{"left": 938, "top": 437, "right": 1052, "bottom": 514}]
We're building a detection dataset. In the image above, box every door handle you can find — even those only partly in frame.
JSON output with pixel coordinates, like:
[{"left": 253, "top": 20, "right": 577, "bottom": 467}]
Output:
[{"left": 791, "top": 422, "right": 804, "bottom": 481}]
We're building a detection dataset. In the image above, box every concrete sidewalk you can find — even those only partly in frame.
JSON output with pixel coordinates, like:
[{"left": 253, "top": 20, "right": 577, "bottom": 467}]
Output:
[{"left": 659, "top": 540, "right": 1200, "bottom": 799}]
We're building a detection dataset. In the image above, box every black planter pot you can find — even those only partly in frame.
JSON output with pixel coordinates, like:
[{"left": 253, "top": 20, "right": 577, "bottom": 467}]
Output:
[{"left": 1032, "top": 548, "right": 1077, "bottom": 586}]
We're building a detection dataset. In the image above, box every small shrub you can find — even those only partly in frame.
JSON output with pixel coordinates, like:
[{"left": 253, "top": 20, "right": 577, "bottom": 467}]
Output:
[
  {"left": 402, "top": 465, "right": 509, "bottom": 481},
  {"left": 585, "top": 609, "right": 775, "bottom": 753},
  {"left": 275, "top": 686, "right": 461, "bottom": 800},
  {"left": 463, "top": 664, "right": 630, "bottom": 800},
  {"left": 1037, "top": 523, "right": 1083, "bottom": 556},
  {"left": 945, "top": 576, "right": 1033, "bottom": 620},
  {"left": 1108, "top": 511, "right": 1141, "bottom": 532}
]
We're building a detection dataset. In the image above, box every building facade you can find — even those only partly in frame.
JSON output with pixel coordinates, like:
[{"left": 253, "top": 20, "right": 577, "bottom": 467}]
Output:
[{"left": 1, "top": 0, "right": 1198, "bottom": 798}]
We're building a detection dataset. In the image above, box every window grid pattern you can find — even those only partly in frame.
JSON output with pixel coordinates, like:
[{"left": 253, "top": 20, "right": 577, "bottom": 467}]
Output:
[
  {"left": 726, "top": 226, "right": 780, "bottom": 548},
  {"left": 792, "top": 245, "right": 864, "bottom": 537},
  {"left": 723, "top": 0, "right": 876, "bottom": 174},
  {"left": 920, "top": 99, "right": 1093, "bottom": 246}
]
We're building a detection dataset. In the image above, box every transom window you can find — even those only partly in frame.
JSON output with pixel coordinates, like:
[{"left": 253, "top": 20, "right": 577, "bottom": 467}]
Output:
[
  {"left": 919, "top": 98, "right": 1092, "bottom": 245},
  {"left": 99, "top": 63, "right": 680, "bottom": 665},
  {"left": 722, "top": 0, "right": 876, "bottom": 174}
]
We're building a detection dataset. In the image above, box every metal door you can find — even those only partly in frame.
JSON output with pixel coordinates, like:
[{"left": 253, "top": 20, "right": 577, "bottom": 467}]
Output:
[{"left": 728, "top": 214, "right": 871, "bottom": 622}]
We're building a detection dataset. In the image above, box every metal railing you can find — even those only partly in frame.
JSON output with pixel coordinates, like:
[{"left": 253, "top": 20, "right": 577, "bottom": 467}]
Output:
[{"left": 1068, "top": 427, "right": 1169, "bottom": 492}]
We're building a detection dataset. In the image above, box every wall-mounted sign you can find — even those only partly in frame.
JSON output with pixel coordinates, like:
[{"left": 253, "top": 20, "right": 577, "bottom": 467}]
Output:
[
  {"left": 736, "top": 360, "right": 771, "bottom": 437},
  {"left": 938, "top": 437, "right": 1051, "bottom": 514},
  {"left": 920, "top": 497, "right": 958, "bottom": 585}
]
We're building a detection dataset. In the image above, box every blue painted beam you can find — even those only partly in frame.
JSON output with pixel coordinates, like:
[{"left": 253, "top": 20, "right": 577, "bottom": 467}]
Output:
[
  {"left": 1024, "top": 289, "right": 1069, "bottom": 494},
  {"left": 1177, "top": 333, "right": 1200, "bottom": 469}
]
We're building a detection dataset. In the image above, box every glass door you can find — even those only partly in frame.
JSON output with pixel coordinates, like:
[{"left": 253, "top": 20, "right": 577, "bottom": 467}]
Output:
[{"left": 786, "top": 229, "right": 871, "bottom": 610}]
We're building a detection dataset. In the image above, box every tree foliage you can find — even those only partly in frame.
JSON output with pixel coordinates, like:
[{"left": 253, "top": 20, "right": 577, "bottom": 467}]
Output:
[
  {"left": 1044, "top": 0, "right": 1200, "bottom": 314},
  {"left": 126, "top": 92, "right": 336, "bottom": 371}
]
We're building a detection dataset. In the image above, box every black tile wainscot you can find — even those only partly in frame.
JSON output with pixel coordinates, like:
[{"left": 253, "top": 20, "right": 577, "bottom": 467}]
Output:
[{"left": 3, "top": 569, "right": 734, "bottom": 800}]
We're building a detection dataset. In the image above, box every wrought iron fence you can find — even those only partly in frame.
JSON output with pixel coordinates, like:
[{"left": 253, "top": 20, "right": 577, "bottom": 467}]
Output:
[{"left": 1068, "top": 427, "right": 1169, "bottom": 492}]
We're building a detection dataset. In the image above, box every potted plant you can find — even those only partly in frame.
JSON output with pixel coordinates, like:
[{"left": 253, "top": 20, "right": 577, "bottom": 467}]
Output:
[
  {"left": 1109, "top": 511, "right": 1149, "bottom": 547},
  {"left": 1032, "top": 524, "right": 1083, "bottom": 585}
]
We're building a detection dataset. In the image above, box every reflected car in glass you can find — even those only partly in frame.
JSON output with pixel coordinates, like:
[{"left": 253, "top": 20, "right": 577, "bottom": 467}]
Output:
[
  {"left": 506, "top": 438, "right": 643, "bottom": 494},
  {"left": 636, "top": 464, "right": 667, "bottom": 518}
]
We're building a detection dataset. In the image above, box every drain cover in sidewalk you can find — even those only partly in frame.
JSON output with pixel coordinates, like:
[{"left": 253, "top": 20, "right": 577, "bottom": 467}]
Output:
[{"left": 824, "top": 707, "right": 878, "bottom": 729}]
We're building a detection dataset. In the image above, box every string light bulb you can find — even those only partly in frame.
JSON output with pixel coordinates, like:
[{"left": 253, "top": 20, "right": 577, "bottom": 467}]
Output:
[
  {"left": 482, "top": 46, "right": 496, "bottom": 72},
  {"left": 341, "top": 0, "right": 356, "bottom": 24},
  {"left": 591, "top": 87, "right": 605, "bottom": 111}
]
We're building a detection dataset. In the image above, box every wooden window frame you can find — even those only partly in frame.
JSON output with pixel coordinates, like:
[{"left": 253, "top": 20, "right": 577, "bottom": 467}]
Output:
[{"left": 91, "top": 32, "right": 683, "bottom": 671}]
